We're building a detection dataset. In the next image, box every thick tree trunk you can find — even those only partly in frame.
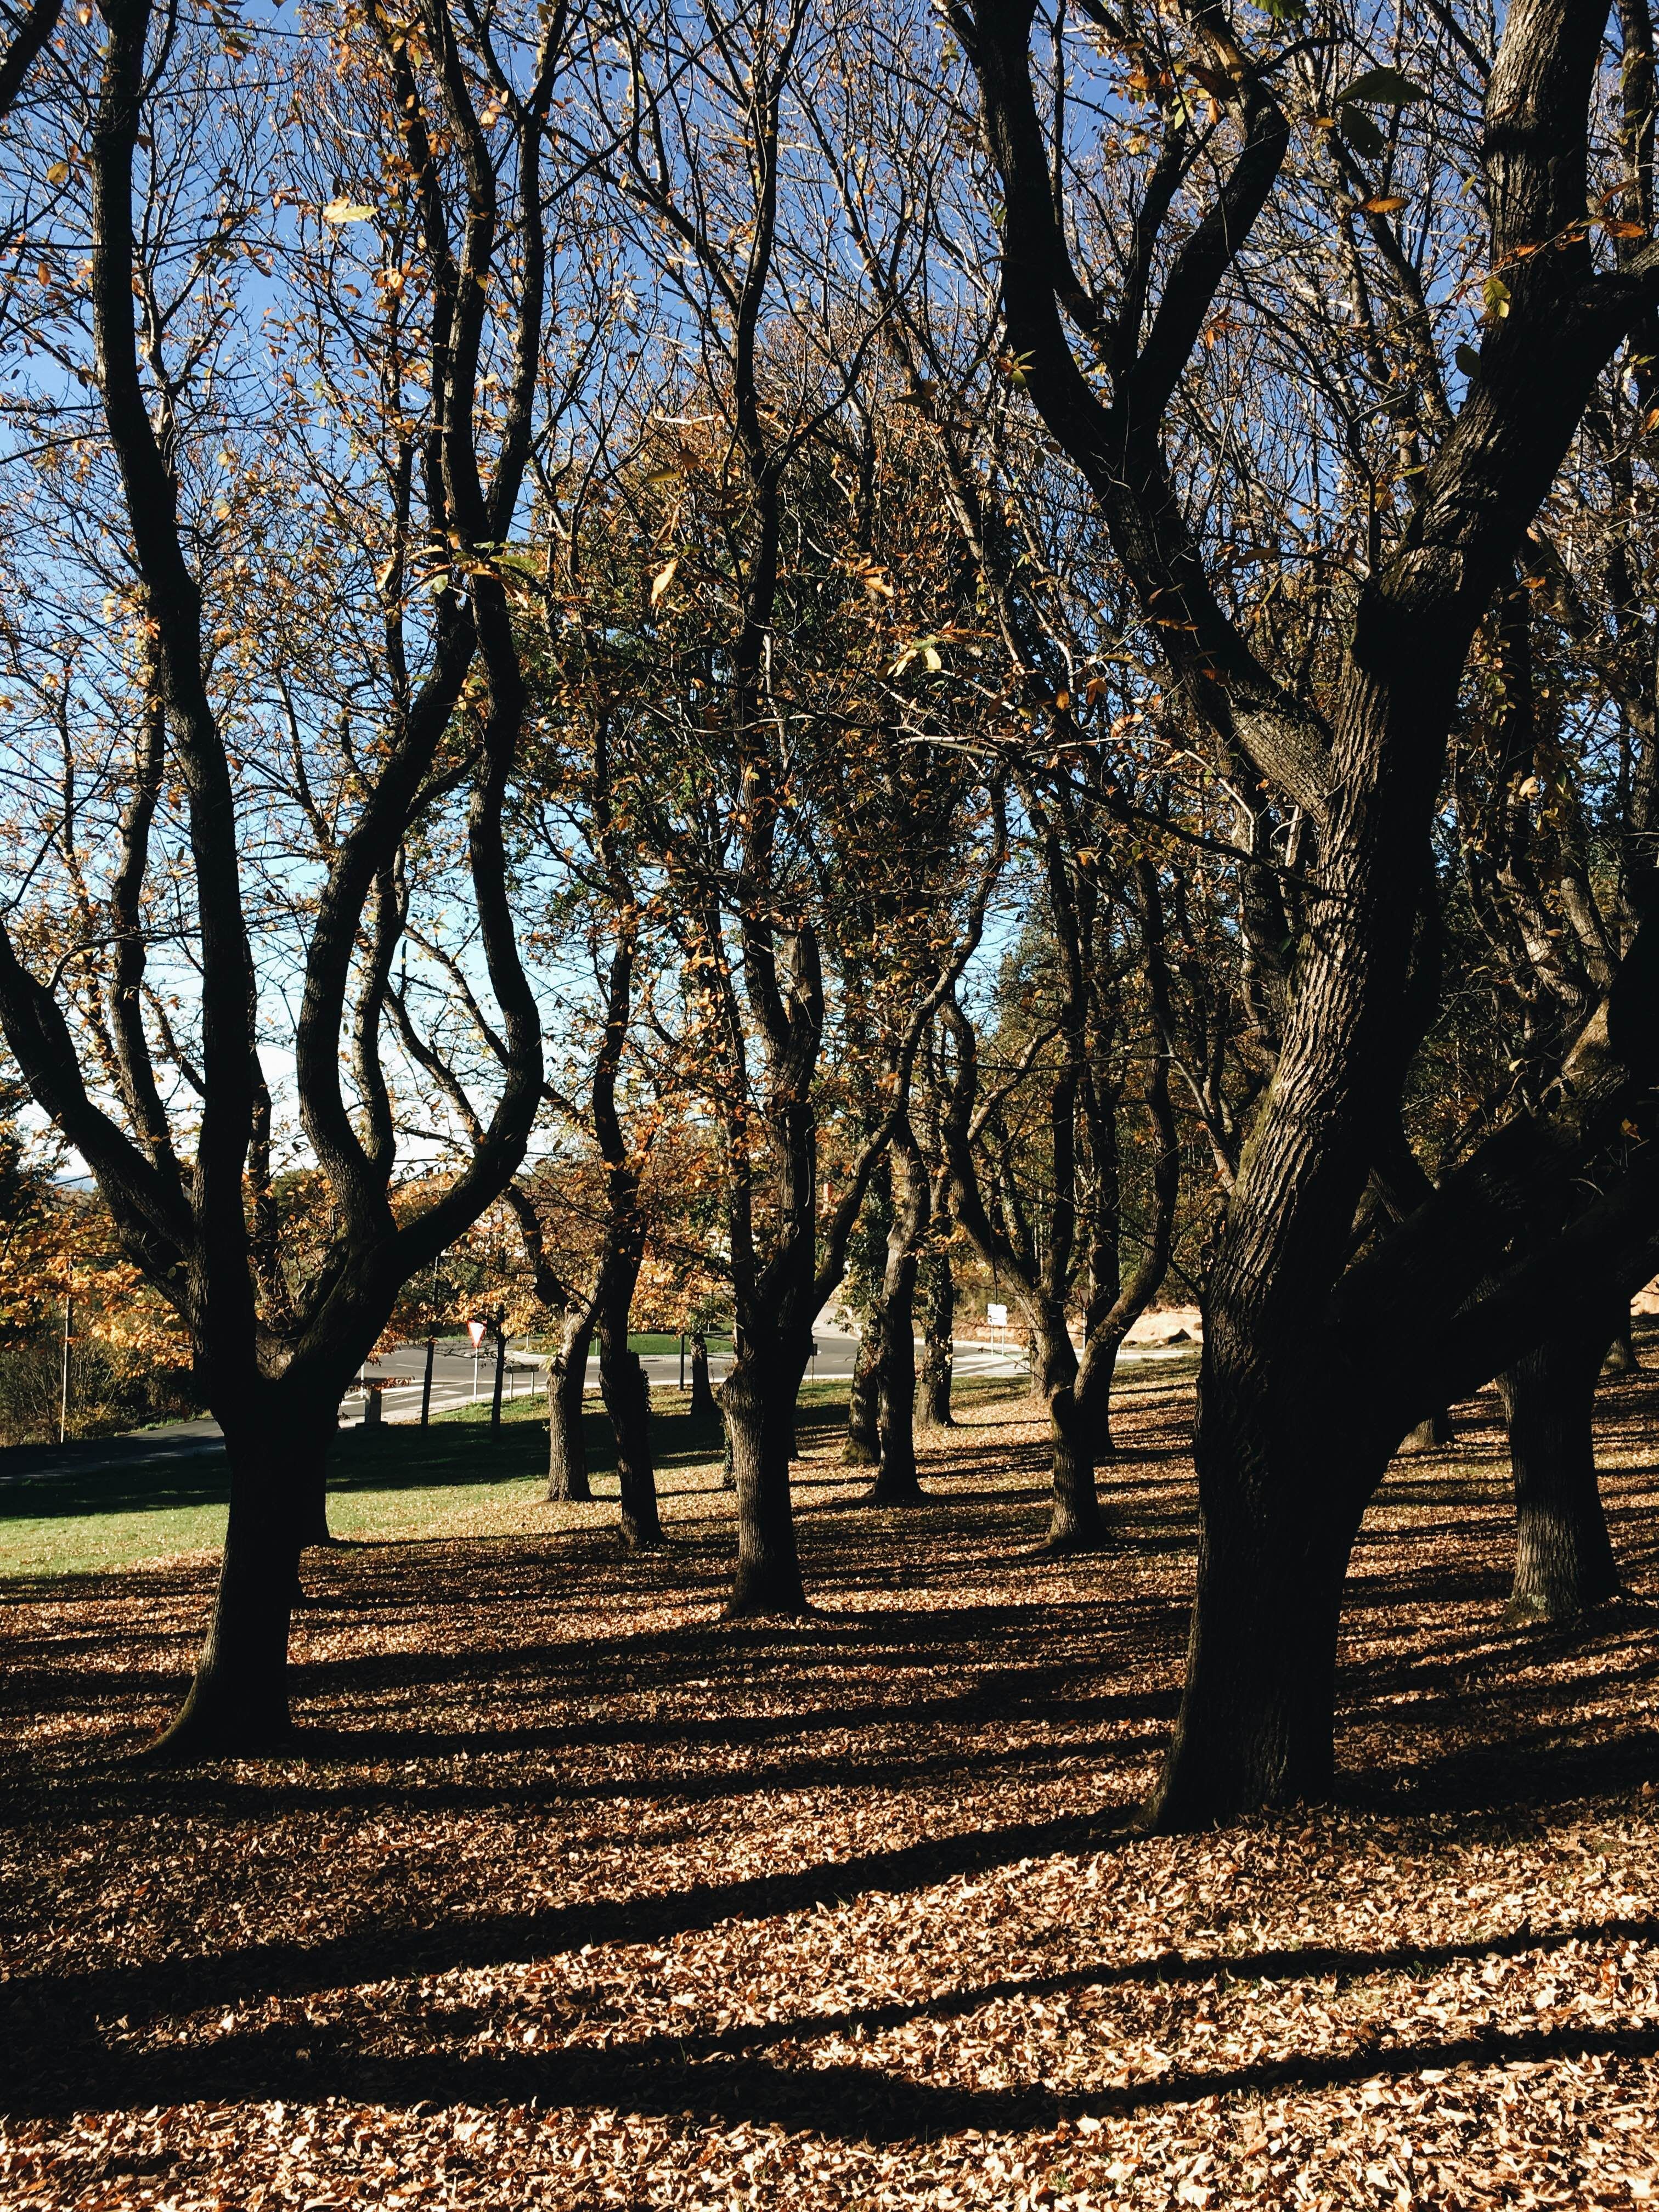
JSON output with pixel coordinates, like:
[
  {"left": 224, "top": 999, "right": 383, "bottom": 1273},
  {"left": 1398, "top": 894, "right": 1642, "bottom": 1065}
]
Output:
[
  {"left": 723, "top": 1350, "right": 809, "bottom": 1615},
  {"left": 871, "top": 1305, "right": 922, "bottom": 1502},
  {"left": 915, "top": 1249, "right": 955, "bottom": 1428},
  {"left": 1045, "top": 1380, "right": 1103, "bottom": 1552},
  {"left": 843, "top": 1311, "right": 882, "bottom": 1465},
  {"left": 1034, "top": 1323, "right": 1104, "bottom": 1553},
  {"left": 546, "top": 1310, "right": 594, "bottom": 1503},
  {"left": 1499, "top": 1323, "right": 1619, "bottom": 1623},
  {"left": 689, "top": 1330, "right": 718, "bottom": 1420},
  {"left": 151, "top": 1412, "right": 329, "bottom": 1756},
  {"left": 1150, "top": 1366, "right": 1376, "bottom": 1829},
  {"left": 298, "top": 1458, "right": 333, "bottom": 1548}
]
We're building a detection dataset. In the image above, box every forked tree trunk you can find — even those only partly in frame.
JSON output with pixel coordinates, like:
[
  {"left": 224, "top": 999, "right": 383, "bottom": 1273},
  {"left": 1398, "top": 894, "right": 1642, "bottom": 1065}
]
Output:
[
  {"left": 915, "top": 1250, "right": 955, "bottom": 1427},
  {"left": 689, "top": 1330, "right": 718, "bottom": 1420},
  {"left": 151, "top": 1409, "right": 332, "bottom": 1756},
  {"left": 844, "top": 1311, "right": 882, "bottom": 1465},
  {"left": 723, "top": 1351, "right": 809, "bottom": 1615},
  {"left": 1499, "top": 1322, "right": 1619, "bottom": 1623},
  {"left": 1033, "top": 1321, "right": 1104, "bottom": 1553},
  {"left": 546, "top": 1309, "right": 594, "bottom": 1503}
]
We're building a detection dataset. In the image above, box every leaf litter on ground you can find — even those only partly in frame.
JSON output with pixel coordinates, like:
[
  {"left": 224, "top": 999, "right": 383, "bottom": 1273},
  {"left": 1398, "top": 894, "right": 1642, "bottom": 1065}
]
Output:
[{"left": 2, "top": 1361, "right": 1658, "bottom": 2208}]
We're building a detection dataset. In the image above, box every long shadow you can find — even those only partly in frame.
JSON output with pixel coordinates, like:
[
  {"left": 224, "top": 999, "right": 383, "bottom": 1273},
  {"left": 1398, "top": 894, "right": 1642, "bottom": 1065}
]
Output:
[
  {"left": 0, "top": 1805, "right": 1133, "bottom": 2036},
  {"left": 12, "top": 1990, "right": 1659, "bottom": 2133}
]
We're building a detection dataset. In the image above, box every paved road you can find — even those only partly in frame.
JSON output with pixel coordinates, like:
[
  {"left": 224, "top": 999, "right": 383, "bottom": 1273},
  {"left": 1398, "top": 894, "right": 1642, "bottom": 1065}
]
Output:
[
  {"left": 354, "top": 1327, "right": 1036, "bottom": 1425},
  {"left": 0, "top": 1324, "right": 1196, "bottom": 1481}
]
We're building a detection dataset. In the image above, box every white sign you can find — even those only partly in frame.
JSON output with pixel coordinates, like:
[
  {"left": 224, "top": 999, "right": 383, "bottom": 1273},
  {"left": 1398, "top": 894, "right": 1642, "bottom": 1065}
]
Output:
[
  {"left": 467, "top": 1318, "right": 487, "bottom": 1348},
  {"left": 987, "top": 1303, "right": 1008, "bottom": 1328}
]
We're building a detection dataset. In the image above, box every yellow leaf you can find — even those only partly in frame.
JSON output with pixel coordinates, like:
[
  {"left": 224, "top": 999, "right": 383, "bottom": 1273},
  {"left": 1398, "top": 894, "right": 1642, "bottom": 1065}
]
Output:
[
  {"left": 323, "top": 199, "right": 376, "bottom": 225},
  {"left": 650, "top": 556, "right": 679, "bottom": 608},
  {"left": 1361, "top": 194, "right": 1407, "bottom": 213},
  {"left": 46, "top": 161, "right": 70, "bottom": 187}
]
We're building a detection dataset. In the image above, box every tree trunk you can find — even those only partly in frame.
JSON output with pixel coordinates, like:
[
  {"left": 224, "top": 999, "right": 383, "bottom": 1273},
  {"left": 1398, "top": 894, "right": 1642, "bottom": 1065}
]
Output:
[
  {"left": 297, "top": 1456, "right": 333, "bottom": 1548},
  {"left": 1396, "top": 1408, "right": 1454, "bottom": 1454},
  {"left": 1150, "top": 1365, "right": 1376, "bottom": 1829},
  {"left": 723, "top": 1350, "right": 808, "bottom": 1615},
  {"left": 869, "top": 1133, "right": 928, "bottom": 1504},
  {"left": 915, "top": 1249, "right": 955, "bottom": 1427},
  {"left": 689, "top": 1330, "right": 718, "bottom": 1420},
  {"left": 843, "top": 1311, "right": 882, "bottom": 1465},
  {"left": 1499, "top": 1323, "right": 1619, "bottom": 1623},
  {"left": 150, "top": 1413, "right": 328, "bottom": 1756},
  {"left": 546, "top": 1308, "right": 594, "bottom": 1503},
  {"left": 1034, "top": 1322, "right": 1104, "bottom": 1552},
  {"left": 607, "top": 1348, "right": 662, "bottom": 1548}
]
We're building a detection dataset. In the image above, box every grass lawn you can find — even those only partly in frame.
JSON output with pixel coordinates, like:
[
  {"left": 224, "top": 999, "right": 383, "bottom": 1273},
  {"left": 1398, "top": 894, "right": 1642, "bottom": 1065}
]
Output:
[{"left": 0, "top": 1372, "right": 1046, "bottom": 1579}]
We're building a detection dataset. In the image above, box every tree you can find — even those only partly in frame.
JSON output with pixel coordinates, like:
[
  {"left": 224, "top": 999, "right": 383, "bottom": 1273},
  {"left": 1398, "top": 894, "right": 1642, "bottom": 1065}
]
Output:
[
  {"left": 950, "top": 0, "right": 1659, "bottom": 1824},
  {"left": 0, "top": 0, "right": 588, "bottom": 1748}
]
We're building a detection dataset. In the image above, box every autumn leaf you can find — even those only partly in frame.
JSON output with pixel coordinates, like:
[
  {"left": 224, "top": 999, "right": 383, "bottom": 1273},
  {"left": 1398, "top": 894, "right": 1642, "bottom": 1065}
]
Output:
[
  {"left": 323, "top": 199, "right": 377, "bottom": 224},
  {"left": 650, "top": 556, "right": 679, "bottom": 608}
]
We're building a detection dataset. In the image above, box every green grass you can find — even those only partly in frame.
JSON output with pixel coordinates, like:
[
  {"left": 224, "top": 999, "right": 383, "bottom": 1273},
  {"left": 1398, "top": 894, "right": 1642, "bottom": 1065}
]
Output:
[
  {"left": 625, "top": 1332, "right": 733, "bottom": 1355},
  {"left": 0, "top": 1369, "right": 1048, "bottom": 1581}
]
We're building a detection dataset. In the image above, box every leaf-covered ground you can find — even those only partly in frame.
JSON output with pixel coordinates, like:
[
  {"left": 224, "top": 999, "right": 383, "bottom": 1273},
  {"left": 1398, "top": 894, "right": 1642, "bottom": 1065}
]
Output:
[{"left": 3, "top": 1356, "right": 1658, "bottom": 2209}]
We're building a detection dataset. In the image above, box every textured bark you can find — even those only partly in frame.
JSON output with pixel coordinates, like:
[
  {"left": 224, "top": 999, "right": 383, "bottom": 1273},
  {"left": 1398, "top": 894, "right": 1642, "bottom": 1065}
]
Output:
[
  {"left": 843, "top": 1314, "right": 882, "bottom": 1465},
  {"left": 915, "top": 1249, "right": 955, "bottom": 1427},
  {"left": 1035, "top": 1323, "right": 1104, "bottom": 1552},
  {"left": 722, "top": 1352, "right": 808, "bottom": 1615},
  {"left": 1499, "top": 1322, "right": 1620, "bottom": 1622},
  {"left": 545, "top": 1308, "right": 595, "bottom": 1502},
  {"left": 150, "top": 1414, "right": 329, "bottom": 1754},
  {"left": 1154, "top": 1458, "right": 1370, "bottom": 1827},
  {"left": 963, "top": 0, "right": 1659, "bottom": 1833}
]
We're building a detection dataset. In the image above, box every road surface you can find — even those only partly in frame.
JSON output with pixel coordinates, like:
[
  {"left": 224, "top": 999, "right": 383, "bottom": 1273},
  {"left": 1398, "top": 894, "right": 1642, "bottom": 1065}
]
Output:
[{"left": 0, "top": 1324, "right": 1197, "bottom": 1482}]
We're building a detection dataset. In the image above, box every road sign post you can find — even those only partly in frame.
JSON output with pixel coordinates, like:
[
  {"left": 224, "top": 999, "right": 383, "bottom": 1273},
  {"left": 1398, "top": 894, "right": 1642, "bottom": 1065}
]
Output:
[{"left": 467, "top": 1317, "right": 487, "bottom": 1402}]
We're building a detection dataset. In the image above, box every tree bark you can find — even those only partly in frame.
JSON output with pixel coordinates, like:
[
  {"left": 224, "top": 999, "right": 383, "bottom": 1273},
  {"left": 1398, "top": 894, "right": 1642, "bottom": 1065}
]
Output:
[
  {"left": 1153, "top": 1364, "right": 1376, "bottom": 1826},
  {"left": 1499, "top": 1321, "right": 1620, "bottom": 1623},
  {"left": 606, "top": 1345, "right": 661, "bottom": 1548},
  {"left": 150, "top": 1411, "right": 329, "bottom": 1755},
  {"left": 722, "top": 1348, "right": 809, "bottom": 1615},
  {"left": 689, "top": 1329, "right": 718, "bottom": 1420},
  {"left": 1034, "top": 1319, "right": 1104, "bottom": 1552},
  {"left": 546, "top": 1307, "right": 594, "bottom": 1502},
  {"left": 869, "top": 1130, "right": 928, "bottom": 1503},
  {"left": 843, "top": 1311, "right": 882, "bottom": 1465},
  {"left": 915, "top": 1248, "right": 955, "bottom": 1427}
]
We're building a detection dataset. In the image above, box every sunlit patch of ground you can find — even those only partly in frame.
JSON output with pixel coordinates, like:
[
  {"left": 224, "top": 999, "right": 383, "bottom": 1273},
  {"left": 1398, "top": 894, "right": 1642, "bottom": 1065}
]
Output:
[{"left": 3, "top": 1358, "right": 1657, "bottom": 2207}]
